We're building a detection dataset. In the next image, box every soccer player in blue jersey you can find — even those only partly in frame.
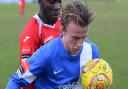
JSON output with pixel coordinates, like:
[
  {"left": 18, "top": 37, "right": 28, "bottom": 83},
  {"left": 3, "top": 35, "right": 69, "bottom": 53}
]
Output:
[{"left": 6, "top": 0, "right": 99, "bottom": 89}]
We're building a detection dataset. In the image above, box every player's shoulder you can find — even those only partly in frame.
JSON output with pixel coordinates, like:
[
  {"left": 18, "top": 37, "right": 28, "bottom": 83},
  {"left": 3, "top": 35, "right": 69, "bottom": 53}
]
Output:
[
  {"left": 20, "top": 15, "right": 40, "bottom": 38},
  {"left": 39, "top": 36, "right": 60, "bottom": 53},
  {"left": 55, "top": 18, "right": 61, "bottom": 25},
  {"left": 33, "top": 37, "right": 60, "bottom": 63},
  {"left": 54, "top": 18, "right": 61, "bottom": 28},
  {"left": 84, "top": 38, "right": 100, "bottom": 58},
  {"left": 84, "top": 38, "right": 98, "bottom": 48},
  {"left": 22, "top": 14, "right": 39, "bottom": 30},
  {"left": 25, "top": 16, "right": 39, "bottom": 29}
]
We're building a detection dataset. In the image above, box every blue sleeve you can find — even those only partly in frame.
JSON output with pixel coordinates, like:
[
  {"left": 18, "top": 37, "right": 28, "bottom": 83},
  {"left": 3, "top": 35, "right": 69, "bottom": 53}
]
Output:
[
  {"left": 6, "top": 73, "right": 20, "bottom": 89},
  {"left": 6, "top": 73, "right": 29, "bottom": 89},
  {"left": 28, "top": 46, "right": 50, "bottom": 77},
  {"left": 6, "top": 46, "right": 50, "bottom": 89},
  {"left": 91, "top": 44, "right": 100, "bottom": 59}
]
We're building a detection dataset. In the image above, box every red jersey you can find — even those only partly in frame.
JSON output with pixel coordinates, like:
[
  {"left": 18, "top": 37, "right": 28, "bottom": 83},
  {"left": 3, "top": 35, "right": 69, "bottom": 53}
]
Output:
[
  {"left": 20, "top": 14, "right": 61, "bottom": 64},
  {"left": 20, "top": 14, "right": 61, "bottom": 89}
]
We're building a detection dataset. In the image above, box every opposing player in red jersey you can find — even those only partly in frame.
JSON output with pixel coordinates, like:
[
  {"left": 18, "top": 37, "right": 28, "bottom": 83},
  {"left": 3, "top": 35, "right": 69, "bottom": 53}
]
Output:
[
  {"left": 19, "top": 0, "right": 25, "bottom": 16},
  {"left": 19, "top": 0, "right": 62, "bottom": 89}
]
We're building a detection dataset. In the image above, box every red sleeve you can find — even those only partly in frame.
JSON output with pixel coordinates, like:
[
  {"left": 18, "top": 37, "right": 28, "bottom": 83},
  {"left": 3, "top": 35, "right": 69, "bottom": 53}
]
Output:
[{"left": 19, "top": 17, "right": 41, "bottom": 65}]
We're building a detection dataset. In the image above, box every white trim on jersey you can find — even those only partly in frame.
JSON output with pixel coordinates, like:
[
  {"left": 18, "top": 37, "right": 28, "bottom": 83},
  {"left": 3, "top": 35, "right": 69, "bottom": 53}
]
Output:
[
  {"left": 75, "top": 42, "right": 92, "bottom": 89},
  {"left": 33, "top": 14, "right": 55, "bottom": 28},
  {"left": 80, "top": 42, "right": 92, "bottom": 72},
  {"left": 34, "top": 14, "right": 43, "bottom": 38},
  {"left": 17, "top": 70, "right": 37, "bottom": 84},
  {"left": 33, "top": 14, "right": 56, "bottom": 38}
]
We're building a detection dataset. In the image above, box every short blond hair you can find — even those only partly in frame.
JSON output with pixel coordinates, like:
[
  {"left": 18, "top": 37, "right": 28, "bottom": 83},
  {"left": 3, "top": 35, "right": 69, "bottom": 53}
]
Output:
[{"left": 61, "top": 0, "right": 95, "bottom": 30}]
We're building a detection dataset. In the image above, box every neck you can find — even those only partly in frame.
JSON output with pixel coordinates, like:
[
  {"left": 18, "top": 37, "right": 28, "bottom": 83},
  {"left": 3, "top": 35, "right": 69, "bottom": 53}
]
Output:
[{"left": 38, "top": 13, "right": 54, "bottom": 25}]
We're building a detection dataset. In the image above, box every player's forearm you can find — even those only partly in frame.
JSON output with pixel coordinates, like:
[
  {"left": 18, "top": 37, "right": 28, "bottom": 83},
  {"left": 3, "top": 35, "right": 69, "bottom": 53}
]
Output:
[
  {"left": 6, "top": 79, "right": 20, "bottom": 89},
  {"left": 6, "top": 73, "right": 29, "bottom": 89},
  {"left": 6, "top": 73, "right": 21, "bottom": 89}
]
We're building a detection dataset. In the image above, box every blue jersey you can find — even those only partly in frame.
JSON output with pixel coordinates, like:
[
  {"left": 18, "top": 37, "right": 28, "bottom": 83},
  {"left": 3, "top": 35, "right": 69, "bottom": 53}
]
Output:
[{"left": 6, "top": 36, "right": 99, "bottom": 89}]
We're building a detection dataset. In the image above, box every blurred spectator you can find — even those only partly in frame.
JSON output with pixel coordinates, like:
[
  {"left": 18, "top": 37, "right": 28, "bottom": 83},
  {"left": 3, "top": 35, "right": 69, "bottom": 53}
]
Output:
[{"left": 19, "top": 0, "right": 25, "bottom": 16}]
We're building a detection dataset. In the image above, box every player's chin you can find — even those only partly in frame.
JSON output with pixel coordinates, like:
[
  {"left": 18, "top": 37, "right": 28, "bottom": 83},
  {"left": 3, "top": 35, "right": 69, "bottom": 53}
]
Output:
[
  {"left": 71, "top": 49, "right": 81, "bottom": 55},
  {"left": 50, "top": 16, "right": 58, "bottom": 23},
  {"left": 52, "top": 15, "right": 59, "bottom": 19}
]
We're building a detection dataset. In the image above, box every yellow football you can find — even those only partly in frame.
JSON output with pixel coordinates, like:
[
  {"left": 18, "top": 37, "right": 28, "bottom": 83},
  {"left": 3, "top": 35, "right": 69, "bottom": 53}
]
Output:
[{"left": 81, "top": 59, "right": 112, "bottom": 89}]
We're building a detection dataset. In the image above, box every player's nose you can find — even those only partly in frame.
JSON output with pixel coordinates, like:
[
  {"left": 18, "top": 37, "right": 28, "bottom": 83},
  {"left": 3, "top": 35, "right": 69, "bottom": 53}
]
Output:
[{"left": 54, "top": 2, "right": 61, "bottom": 10}]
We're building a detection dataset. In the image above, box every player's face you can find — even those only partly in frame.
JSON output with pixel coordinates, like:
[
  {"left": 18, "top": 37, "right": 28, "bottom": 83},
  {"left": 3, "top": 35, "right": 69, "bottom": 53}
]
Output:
[
  {"left": 41, "top": 0, "right": 62, "bottom": 24},
  {"left": 62, "top": 22, "right": 88, "bottom": 55}
]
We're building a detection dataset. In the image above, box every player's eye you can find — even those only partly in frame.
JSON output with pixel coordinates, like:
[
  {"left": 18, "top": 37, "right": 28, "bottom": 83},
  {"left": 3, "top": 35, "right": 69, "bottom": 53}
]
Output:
[
  {"left": 72, "top": 36, "right": 80, "bottom": 40},
  {"left": 48, "top": 0, "right": 61, "bottom": 4},
  {"left": 57, "top": 0, "right": 61, "bottom": 3},
  {"left": 47, "top": 0, "right": 54, "bottom": 4}
]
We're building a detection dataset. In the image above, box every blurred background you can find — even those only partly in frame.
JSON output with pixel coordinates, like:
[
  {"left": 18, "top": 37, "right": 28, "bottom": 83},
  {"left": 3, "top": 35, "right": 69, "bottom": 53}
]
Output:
[
  {"left": 0, "top": 0, "right": 128, "bottom": 88},
  {"left": 0, "top": 0, "right": 31, "bottom": 3}
]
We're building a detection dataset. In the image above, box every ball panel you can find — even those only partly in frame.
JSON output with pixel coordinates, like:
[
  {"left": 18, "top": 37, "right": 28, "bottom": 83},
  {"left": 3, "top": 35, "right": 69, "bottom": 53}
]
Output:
[{"left": 81, "top": 59, "right": 112, "bottom": 89}]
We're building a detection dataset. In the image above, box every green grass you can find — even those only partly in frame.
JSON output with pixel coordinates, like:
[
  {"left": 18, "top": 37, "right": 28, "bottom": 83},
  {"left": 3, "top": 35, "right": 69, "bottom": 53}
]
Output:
[
  {"left": 0, "top": 4, "right": 36, "bottom": 88},
  {"left": 0, "top": 0, "right": 128, "bottom": 88},
  {"left": 88, "top": 0, "right": 128, "bottom": 89}
]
